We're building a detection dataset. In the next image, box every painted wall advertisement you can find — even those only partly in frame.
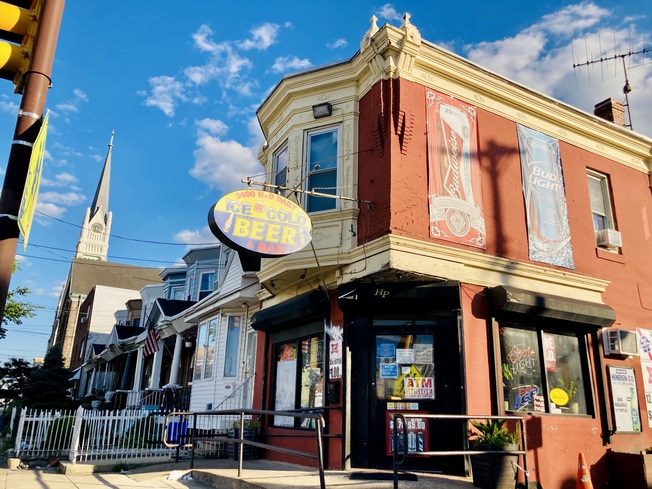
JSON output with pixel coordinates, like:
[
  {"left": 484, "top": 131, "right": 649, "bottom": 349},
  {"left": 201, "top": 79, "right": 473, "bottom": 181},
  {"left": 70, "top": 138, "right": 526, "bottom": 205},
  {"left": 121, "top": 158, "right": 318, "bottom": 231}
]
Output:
[
  {"left": 637, "top": 328, "right": 652, "bottom": 427},
  {"left": 386, "top": 412, "right": 430, "bottom": 456},
  {"left": 608, "top": 365, "right": 641, "bottom": 433},
  {"left": 426, "top": 89, "right": 486, "bottom": 249},
  {"left": 517, "top": 125, "right": 574, "bottom": 269}
]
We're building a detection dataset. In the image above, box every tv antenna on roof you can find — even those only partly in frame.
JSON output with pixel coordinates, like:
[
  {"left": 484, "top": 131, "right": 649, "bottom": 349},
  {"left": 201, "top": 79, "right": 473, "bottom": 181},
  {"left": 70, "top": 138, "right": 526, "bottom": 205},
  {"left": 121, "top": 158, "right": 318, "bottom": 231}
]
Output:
[{"left": 572, "top": 36, "right": 651, "bottom": 131}]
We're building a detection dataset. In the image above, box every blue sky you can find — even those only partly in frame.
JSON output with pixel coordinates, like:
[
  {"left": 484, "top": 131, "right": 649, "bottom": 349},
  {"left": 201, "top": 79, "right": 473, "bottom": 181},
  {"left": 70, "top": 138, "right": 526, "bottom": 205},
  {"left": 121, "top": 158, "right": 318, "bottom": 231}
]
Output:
[{"left": 0, "top": 1, "right": 650, "bottom": 363}]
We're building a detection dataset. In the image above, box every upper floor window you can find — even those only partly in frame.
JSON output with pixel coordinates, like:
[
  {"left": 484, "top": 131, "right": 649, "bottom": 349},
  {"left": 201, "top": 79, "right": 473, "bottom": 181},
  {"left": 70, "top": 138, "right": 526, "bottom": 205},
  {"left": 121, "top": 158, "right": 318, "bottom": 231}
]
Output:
[
  {"left": 274, "top": 144, "right": 289, "bottom": 194},
  {"left": 306, "top": 127, "right": 339, "bottom": 212},
  {"left": 587, "top": 170, "right": 621, "bottom": 249},
  {"left": 199, "top": 272, "right": 215, "bottom": 300},
  {"left": 587, "top": 171, "right": 615, "bottom": 232}
]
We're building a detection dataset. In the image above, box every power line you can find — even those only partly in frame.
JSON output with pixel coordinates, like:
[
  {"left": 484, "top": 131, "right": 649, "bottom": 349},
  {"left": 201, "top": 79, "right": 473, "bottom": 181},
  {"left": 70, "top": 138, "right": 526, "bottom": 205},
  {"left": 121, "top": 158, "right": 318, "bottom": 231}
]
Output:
[{"left": 35, "top": 210, "right": 217, "bottom": 246}]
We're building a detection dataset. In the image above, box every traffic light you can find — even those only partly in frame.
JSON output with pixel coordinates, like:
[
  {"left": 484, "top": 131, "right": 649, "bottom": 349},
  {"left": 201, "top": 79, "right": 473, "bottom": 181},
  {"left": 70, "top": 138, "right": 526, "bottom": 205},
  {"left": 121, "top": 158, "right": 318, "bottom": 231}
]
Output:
[{"left": 0, "top": 0, "right": 42, "bottom": 93}]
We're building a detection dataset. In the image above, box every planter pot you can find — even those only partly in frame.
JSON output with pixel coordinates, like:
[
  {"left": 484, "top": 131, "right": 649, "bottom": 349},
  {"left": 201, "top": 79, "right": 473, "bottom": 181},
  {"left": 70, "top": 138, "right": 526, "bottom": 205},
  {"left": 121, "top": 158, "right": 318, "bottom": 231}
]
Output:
[
  {"left": 105, "top": 391, "right": 115, "bottom": 402},
  {"left": 91, "top": 400, "right": 103, "bottom": 410},
  {"left": 570, "top": 402, "right": 579, "bottom": 414},
  {"left": 227, "top": 428, "right": 256, "bottom": 460},
  {"left": 471, "top": 444, "right": 518, "bottom": 489}
]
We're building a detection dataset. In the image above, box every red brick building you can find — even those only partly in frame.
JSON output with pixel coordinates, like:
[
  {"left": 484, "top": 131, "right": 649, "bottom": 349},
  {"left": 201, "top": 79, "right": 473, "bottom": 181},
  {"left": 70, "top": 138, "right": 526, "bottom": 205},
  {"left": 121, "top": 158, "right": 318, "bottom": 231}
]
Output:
[{"left": 250, "top": 15, "right": 652, "bottom": 488}]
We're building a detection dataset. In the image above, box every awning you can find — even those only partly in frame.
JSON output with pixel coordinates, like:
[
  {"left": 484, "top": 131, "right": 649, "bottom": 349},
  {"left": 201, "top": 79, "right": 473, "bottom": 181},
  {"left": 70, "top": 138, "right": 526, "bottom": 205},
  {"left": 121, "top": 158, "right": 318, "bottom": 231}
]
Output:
[
  {"left": 251, "top": 289, "right": 330, "bottom": 332},
  {"left": 337, "top": 281, "right": 460, "bottom": 313},
  {"left": 489, "top": 285, "right": 616, "bottom": 327},
  {"left": 69, "top": 368, "right": 81, "bottom": 381}
]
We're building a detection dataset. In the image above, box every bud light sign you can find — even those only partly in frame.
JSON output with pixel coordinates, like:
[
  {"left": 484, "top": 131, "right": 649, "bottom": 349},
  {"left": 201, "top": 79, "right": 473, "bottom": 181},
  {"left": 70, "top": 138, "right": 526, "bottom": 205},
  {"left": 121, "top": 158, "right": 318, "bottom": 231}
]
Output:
[{"left": 517, "top": 125, "right": 574, "bottom": 269}]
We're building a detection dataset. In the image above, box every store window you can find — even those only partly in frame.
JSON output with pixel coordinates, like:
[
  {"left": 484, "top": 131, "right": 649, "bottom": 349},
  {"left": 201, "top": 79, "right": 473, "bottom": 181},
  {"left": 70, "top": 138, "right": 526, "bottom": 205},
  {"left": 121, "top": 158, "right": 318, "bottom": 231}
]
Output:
[
  {"left": 499, "top": 323, "right": 590, "bottom": 415},
  {"left": 375, "top": 334, "right": 435, "bottom": 400},
  {"left": 273, "top": 334, "right": 324, "bottom": 428},
  {"left": 306, "top": 127, "right": 339, "bottom": 212}
]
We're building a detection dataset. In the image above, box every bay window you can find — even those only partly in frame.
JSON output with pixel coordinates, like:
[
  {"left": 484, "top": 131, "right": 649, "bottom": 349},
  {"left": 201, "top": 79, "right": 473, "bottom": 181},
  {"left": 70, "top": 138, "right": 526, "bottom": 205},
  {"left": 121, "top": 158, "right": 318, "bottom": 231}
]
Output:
[{"left": 306, "top": 127, "right": 339, "bottom": 212}]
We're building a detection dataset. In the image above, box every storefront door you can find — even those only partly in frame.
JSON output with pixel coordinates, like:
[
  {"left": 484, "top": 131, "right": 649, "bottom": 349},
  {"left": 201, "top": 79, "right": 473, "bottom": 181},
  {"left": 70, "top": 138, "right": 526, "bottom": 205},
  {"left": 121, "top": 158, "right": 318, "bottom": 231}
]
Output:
[{"left": 350, "top": 315, "right": 465, "bottom": 474}]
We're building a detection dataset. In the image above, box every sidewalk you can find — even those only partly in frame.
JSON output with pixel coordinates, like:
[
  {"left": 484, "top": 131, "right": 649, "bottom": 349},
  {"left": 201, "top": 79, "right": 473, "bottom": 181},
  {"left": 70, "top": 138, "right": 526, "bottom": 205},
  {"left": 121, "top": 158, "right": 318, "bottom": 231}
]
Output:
[{"left": 0, "top": 458, "right": 476, "bottom": 489}]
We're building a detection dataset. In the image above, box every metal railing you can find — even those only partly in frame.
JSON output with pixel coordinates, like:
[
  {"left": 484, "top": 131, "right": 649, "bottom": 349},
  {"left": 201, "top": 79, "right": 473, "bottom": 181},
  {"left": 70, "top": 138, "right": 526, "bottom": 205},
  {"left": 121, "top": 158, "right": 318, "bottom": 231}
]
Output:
[
  {"left": 391, "top": 414, "right": 529, "bottom": 489},
  {"left": 212, "top": 373, "right": 255, "bottom": 411},
  {"left": 13, "top": 406, "right": 185, "bottom": 463},
  {"left": 164, "top": 408, "right": 326, "bottom": 489}
]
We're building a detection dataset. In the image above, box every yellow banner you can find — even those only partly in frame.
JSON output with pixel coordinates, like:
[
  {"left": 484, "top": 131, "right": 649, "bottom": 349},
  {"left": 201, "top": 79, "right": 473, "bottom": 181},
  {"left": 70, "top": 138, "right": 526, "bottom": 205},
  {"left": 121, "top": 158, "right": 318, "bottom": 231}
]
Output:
[{"left": 18, "top": 110, "right": 48, "bottom": 250}]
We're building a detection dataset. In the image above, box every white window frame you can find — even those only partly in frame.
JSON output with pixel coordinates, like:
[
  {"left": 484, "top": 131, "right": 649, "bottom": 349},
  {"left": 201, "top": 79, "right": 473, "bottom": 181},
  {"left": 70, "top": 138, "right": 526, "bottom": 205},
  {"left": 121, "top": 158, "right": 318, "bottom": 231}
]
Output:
[
  {"left": 587, "top": 170, "right": 615, "bottom": 232},
  {"left": 274, "top": 144, "right": 289, "bottom": 195},
  {"left": 305, "top": 126, "right": 340, "bottom": 213}
]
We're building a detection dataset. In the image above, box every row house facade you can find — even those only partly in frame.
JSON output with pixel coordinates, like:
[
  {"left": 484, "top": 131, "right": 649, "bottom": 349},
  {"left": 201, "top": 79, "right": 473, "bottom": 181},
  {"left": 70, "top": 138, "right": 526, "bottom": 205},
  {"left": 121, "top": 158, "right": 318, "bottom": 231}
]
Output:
[
  {"left": 78, "top": 244, "right": 260, "bottom": 416},
  {"left": 246, "top": 15, "right": 652, "bottom": 489}
]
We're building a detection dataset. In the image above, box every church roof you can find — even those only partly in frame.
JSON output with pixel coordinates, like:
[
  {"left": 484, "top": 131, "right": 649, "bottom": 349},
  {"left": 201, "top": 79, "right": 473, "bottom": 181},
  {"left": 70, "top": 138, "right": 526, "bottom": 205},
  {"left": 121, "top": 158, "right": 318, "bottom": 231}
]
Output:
[{"left": 68, "top": 258, "right": 162, "bottom": 297}]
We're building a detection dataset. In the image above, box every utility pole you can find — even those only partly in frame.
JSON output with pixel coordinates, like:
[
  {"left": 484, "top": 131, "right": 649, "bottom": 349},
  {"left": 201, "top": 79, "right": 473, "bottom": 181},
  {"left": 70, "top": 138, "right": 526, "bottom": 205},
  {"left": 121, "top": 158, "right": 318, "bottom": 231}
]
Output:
[{"left": 0, "top": 0, "right": 65, "bottom": 323}]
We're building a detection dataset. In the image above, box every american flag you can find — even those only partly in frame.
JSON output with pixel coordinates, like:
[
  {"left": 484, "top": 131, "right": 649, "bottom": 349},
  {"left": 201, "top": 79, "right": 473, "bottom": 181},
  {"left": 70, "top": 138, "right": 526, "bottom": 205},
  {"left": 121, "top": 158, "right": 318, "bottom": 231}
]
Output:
[{"left": 143, "top": 327, "right": 161, "bottom": 356}]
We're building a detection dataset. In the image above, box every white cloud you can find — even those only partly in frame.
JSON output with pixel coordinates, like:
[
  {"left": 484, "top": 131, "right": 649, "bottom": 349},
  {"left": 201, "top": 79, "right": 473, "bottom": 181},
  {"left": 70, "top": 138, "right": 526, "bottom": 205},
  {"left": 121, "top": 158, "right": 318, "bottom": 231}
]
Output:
[
  {"left": 173, "top": 226, "right": 220, "bottom": 246},
  {"left": 327, "top": 39, "right": 348, "bottom": 50},
  {"left": 270, "top": 56, "right": 312, "bottom": 74},
  {"left": 463, "top": 2, "right": 652, "bottom": 137},
  {"left": 38, "top": 191, "right": 85, "bottom": 206},
  {"left": 55, "top": 89, "right": 89, "bottom": 115},
  {"left": 35, "top": 202, "right": 66, "bottom": 220},
  {"left": 34, "top": 279, "right": 66, "bottom": 298},
  {"left": 141, "top": 75, "right": 188, "bottom": 117},
  {"left": 189, "top": 120, "right": 263, "bottom": 192},
  {"left": 377, "top": 4, "right": 403, "bottom": 22},
  {"left": 0, "top": 98, "right": 18, "bottom": 114},
  {"left": 239, "top": 23, "right": 281, "bottom": 51},
  {"left": 196, "top": 118, "right": 229, "bottom": 136}
]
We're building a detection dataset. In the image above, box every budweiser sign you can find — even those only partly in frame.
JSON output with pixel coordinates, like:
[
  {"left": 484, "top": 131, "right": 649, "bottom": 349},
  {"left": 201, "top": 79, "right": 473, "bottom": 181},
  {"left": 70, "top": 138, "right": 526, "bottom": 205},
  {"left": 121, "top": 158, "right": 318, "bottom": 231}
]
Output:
[{"left": 426, "top": 90, "right": 485, "bottom": 248}]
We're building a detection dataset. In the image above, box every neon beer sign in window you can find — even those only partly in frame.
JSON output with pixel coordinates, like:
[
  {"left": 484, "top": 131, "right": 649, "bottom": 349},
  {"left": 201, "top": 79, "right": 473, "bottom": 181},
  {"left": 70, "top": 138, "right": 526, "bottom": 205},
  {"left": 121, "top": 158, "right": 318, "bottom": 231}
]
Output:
[{"left": 208, "top": 190, "right": 312, "bottom": 257}]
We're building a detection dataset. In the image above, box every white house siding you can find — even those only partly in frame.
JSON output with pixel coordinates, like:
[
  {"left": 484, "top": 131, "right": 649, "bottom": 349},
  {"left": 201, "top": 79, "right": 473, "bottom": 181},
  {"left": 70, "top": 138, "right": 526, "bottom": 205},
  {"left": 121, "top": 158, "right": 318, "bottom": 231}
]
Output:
[{"left": 89, "top": 286, "right": 142, "bottom": 334}]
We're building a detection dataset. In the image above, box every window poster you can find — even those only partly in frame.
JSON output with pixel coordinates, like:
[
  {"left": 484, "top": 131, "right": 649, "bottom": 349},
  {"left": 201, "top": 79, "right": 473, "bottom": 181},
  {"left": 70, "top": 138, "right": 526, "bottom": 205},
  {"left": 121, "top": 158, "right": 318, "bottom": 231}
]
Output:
[
  {"left": 517, "top": 125, "right": 574, "bottom": 269},
  {"left": 274, "top": 344, "right": 297, "bottom": 427},
  {"left": 425, "top": 88, "right": 485, "bottom": 249},
  {"left": 500, "top": 326, "right": 544, "bottom": 412},
  {"left": 386, "top": 412, "right": 430, "bottom": 456},
  {"left": 637, "top": 328, "right": 652, "bottom": 427},
  {"left": 608, "top": 365, "right": 642, "bottom": 433}
]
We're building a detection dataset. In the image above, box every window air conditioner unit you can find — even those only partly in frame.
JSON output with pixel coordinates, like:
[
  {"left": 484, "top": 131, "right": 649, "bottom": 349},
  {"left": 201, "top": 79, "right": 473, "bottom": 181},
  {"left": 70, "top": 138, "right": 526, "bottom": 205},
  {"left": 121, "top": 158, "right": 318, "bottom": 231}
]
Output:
[
  {"left": 603, "top": 328, "right": 638, "bottom": 356},
  {"left": 595, "top": 228, "right": 622, "bottom": 248}
]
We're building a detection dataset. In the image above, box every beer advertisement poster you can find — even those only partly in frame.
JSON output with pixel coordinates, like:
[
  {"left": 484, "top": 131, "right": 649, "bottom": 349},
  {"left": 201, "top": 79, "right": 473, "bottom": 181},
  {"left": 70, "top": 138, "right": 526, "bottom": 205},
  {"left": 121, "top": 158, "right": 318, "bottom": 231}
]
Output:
[
  {"left": 386, "top": 412, "right": 430, "bottom": 456},
  {"left": 517, "top": 125, "right": 574, "bottom": 269},
  {"left": 426, "top": 89, "right": 486, "bottom": 249}
]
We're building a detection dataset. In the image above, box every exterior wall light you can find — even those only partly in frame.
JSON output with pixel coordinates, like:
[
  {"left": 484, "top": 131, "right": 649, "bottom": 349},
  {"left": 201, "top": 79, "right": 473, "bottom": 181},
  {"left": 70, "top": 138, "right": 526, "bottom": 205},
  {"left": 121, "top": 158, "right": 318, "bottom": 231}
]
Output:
[{"left": 312, "top": 102, "right": 332, "bottom": 119}]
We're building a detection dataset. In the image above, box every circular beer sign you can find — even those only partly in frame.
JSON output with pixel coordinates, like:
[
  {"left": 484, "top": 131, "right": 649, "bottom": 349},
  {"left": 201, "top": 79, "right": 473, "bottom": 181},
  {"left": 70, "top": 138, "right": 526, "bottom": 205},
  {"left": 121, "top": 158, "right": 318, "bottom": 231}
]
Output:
[
  {"left": 208, "top": 190, "right": 312, "bottom": 258},
  {"left": 549, "top": 387, "right": 569, "bottom": 407}
]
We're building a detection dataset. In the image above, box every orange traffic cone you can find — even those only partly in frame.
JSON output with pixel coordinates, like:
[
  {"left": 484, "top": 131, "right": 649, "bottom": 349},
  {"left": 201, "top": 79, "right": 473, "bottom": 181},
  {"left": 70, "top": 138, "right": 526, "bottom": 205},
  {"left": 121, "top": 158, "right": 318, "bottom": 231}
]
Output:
[{"left": 576, "top": 452, "right": 594, "bottom": 489}]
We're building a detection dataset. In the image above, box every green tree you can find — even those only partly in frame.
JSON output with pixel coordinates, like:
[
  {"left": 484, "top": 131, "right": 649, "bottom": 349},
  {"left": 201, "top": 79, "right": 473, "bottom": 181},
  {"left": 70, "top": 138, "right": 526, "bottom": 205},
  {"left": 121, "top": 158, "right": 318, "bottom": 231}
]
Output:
[
  {"left": 1, "top": 263, "right": 40, "bottom": 339},
  {"left": 0, "top": 357, "right": 33, "bottom": 403},
  {"left": 21, "top": 345, "right": 72, "bottom": 409}
]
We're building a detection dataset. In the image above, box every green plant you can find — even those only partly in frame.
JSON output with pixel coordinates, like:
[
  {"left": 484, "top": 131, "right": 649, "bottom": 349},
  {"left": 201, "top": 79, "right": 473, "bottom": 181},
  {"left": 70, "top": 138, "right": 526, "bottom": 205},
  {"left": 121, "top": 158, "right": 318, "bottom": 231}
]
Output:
[
  {"left": 469, "top": 419, "right": 519, "bottom": 450},
  {"left": 557, "top": 378, "right": 578, "bottom": 403},
  {"left": 233, "top": 418, "right": 260, "bottom": 430}
]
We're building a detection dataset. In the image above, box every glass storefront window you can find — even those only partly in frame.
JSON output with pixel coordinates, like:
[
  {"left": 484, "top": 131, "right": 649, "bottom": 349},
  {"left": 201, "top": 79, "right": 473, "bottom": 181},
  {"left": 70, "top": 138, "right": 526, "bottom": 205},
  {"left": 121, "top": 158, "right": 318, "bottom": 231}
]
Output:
[
  {"left": 499, "top": 324, "right": 589, "bottom": 415},
  {"left": 273, "top": 335, "right": 324, "bottom": 428},
  {"left": 375, "top": 334, "right": 435, "bottom": 400}
]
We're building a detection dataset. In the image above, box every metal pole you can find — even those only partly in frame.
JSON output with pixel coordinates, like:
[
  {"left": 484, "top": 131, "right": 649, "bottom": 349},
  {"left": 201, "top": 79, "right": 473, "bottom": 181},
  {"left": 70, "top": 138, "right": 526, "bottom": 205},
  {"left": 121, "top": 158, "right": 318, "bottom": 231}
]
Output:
[{"left": 0, "top": 0, "right": 65, "bottom": 324}]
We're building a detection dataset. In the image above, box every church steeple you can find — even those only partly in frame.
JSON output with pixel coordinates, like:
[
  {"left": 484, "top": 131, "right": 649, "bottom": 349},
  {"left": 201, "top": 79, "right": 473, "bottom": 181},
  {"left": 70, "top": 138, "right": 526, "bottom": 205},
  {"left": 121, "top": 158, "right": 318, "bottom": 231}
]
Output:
[
  {"left": 89, "top": 131, "right": 113, "bottom": 221},
  {"left": 75, "top": 133, "right": 114, "bottom": 261}
]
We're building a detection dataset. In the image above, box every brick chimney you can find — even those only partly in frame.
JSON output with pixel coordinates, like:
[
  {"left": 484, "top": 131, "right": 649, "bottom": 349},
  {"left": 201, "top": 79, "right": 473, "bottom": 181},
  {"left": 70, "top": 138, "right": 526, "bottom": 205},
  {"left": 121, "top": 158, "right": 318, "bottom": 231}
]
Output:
[{"left": 594, "top": 98, "right": 626, "bottom": 126}]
